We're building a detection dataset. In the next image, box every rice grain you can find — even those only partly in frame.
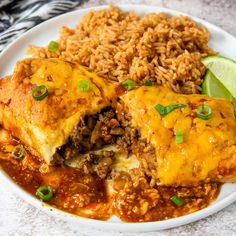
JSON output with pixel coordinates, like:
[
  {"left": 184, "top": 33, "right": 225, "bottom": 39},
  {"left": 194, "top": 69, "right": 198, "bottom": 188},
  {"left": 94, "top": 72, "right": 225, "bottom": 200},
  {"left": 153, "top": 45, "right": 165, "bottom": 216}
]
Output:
[{"left": 27, "top": 4, "right": 215, "bottom": 94}]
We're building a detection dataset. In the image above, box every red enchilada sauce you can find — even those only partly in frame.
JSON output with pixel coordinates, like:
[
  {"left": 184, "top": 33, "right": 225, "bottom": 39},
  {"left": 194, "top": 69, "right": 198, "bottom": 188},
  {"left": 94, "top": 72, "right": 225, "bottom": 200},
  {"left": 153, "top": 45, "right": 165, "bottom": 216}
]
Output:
[
  {"left": 0, "top": 134, "right": 111, "bottom": 220},
  {"left": 0, "top": 135, "right": 221, "bottom": 222}
]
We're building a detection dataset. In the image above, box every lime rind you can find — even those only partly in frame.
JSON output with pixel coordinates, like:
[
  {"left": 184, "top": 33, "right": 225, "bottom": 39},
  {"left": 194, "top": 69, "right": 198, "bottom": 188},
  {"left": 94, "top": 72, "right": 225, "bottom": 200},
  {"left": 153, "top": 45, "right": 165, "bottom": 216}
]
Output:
[
  {"left": 202, "top": 55, "right": 236, "bottom": 65},
  {"left": 201, "top": 56, "right": 236, "bottom": 100},
  {"left": 202, "top": 70, "right": 234, "bottom": 101}
]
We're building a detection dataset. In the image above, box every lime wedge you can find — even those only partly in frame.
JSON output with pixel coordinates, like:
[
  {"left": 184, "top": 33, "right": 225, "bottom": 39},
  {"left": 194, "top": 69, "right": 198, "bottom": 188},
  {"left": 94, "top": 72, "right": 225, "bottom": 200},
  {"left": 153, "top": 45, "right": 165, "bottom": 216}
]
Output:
[
  {"left": 201, "top": 56, "right": 236, "bottom": 99},
  {"left": 202, "top": 70, "right": 235, "bottom": 101}
]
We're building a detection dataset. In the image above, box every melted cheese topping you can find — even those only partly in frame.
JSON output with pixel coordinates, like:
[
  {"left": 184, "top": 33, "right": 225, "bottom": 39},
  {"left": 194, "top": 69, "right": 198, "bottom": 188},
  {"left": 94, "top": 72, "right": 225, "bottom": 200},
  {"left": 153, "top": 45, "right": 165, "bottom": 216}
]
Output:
[
  {"left": 121, "top": 86, "right": 236, "bottom": 185},
  {"left": 0, "top": 58, "right": 117, "bottom": 164},
  {"left": 29, "top": 59, "right": 116, "bottom": 123}
]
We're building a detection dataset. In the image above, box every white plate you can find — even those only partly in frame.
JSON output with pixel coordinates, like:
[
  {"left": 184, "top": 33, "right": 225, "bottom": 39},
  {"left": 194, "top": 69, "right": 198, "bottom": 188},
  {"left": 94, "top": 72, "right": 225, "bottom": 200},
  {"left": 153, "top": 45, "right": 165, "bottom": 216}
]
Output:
[{"left": 0, "top": 4, "right": 236, "bottom": 233}]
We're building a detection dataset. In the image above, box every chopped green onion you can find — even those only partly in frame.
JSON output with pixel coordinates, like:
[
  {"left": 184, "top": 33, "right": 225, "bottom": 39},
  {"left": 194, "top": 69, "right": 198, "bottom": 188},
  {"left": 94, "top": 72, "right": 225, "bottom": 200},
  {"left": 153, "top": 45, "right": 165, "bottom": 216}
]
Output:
[
  {"left": 121, "top": 80, "right": 136, "bottom": 91},
  {"left": 11, "top": 145, "right": 25, "bottom": 160},
  {"left": 48, "top": 41, "right": 59, "bottom": 53},
  {"left": 78, "top": 80, "right": 90, "bottom": 92},
  {"left": 175, "top": 130, "right": 184, "bottom": 144},
  {"left": 170, "top": 195, "right": 184, "bottom": 206},
  {"left": 36, "top": 186, "right": 53, "bottom": 201},
  {"left": 144, "top": 81, "right": 153, "bottom": 86},
  {"left": 196, "top": 104, "right": 212, "bottom": 120},
  {"left": 155, "top": 104, "right": 186, "bottom": 116},
  {"left": 32, "top": 85, "right": 48, "bottom": 101}
]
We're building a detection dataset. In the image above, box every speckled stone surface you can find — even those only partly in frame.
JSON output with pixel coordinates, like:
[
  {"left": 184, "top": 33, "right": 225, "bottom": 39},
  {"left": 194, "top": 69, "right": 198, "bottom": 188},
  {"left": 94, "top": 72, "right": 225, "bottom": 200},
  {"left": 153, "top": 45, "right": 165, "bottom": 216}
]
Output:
[{"left": 1, "top": 0, "right": 236, "bottom": 235}]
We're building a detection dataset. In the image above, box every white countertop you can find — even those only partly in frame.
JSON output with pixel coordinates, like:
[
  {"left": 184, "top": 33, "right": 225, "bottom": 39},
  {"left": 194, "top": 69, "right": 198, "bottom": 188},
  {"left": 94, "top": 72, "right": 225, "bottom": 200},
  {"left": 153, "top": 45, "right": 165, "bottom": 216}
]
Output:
[{"left": 1, "top": 0, "right": 236, "bottom": 235}]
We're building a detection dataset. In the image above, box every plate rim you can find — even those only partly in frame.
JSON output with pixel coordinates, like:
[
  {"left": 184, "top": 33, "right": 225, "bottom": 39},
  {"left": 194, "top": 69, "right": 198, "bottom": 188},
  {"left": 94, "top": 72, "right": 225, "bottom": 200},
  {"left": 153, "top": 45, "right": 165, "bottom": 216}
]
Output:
[
  {"left": 1, "top": 168, "right": 236, "bottom": 232},
  {"left": 0, "top": 4, "right": 236, "bottom": 232}
]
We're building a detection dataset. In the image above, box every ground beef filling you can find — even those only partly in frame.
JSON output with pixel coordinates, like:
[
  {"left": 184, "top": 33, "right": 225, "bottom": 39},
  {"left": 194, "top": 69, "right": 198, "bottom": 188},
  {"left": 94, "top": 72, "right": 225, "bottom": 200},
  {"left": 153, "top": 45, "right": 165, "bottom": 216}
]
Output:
[
  {"left": 55, "top": 105, "right": 158, "bottom": 182},
  {"left": 116, "top": 110, "right": 158, "bottom": 186},
  {"left": 57, "top": 108, "right": 125, "bottom": 179},
  {"left": 66, "top": 151, "right": 116, "bottom": 179}
]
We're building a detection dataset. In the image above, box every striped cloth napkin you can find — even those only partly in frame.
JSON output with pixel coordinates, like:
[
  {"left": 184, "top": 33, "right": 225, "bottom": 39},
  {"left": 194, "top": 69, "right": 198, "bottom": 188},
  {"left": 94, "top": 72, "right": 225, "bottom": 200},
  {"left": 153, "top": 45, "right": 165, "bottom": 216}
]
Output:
[{"left": 0, "top": 0, "right": 82, "bottom": 53}]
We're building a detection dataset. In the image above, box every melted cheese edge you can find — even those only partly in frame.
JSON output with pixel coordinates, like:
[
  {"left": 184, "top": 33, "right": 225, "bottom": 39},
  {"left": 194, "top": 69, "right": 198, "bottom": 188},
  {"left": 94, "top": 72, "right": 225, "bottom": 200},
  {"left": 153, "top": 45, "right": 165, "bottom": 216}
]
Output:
[
  {"left": 0, "top": 58, "right": 117, "bottom": 164},
  {"left": 121, "top": 86, "right": 236, "bottom": 185}
]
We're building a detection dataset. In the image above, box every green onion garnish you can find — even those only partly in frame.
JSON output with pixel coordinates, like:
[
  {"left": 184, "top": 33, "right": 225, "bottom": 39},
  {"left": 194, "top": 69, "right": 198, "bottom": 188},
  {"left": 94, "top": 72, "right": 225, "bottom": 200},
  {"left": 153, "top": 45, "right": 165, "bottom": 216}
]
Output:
[
  {"left": 48, "top": 41, "right": 59, "bottom": 53},
  {"left": 78, "top": 80, "right": 90, "bottom": 92},
  {"left": 121, "top": 80, "right": 136, "bottom": 91},
  {"left": 196, "top": 104, "right": 212, "bottom": 120},
  {"left": 32, "top": 85, "right": 48, "bottom": 101},
  {"left": 11, "top": 145, "right": 25, "bottom": 160},
  {"left": 175, "top": 130, "right": 184, "bottom": 144},
  {"left": 36, "top": 186, "right": 53, "bottom": 201},
  {"left": 155, "top": 104, "right": 186, "bottom": 116},
  {"left": 144, "top": 81, "right": 153, "bottom": 86},
  {"left": 170, "top": 195, "right": 184, "bottom": 206}
]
